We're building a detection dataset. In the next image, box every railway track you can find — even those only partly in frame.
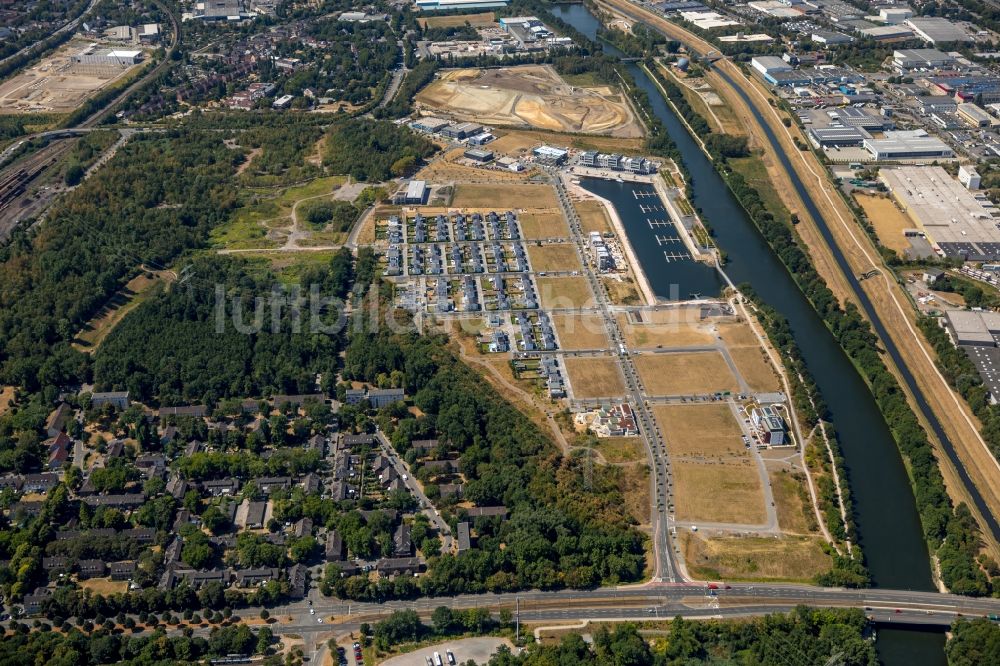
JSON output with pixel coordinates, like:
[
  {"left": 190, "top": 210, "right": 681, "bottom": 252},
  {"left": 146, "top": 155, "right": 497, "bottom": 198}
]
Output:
[{"left": 0, "top": 140, "right": 72, "bottom": 213}]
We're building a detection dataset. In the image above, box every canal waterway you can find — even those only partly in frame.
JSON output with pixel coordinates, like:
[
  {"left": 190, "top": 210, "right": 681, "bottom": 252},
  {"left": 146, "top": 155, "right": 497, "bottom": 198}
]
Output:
[{"left": 551, "top": 3, "right": 945, "bottom": 661}]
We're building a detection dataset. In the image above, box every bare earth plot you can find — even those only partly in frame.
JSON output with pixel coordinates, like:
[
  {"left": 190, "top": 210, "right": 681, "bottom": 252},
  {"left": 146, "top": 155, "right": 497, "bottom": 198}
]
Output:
[
  {"left": 854, "top": 193, "right": 915, "bottom": 255},
  {"left": 673, "top": 461, "right": 766, "bottom": 524},
  {"left": 489, "top": 128, "right": 646, "bottom": 157},
  {"left": 550, "top": 313, "right": 608, "bottom": 350},
  {"left": 0, "top": 40, "right": 144, "bottom": 114},
  {"left": 682, "top": 533, "right": 831, "bottom": 583},
  {"left": 518, "top": 211, "right": 569, "bottom": 239},
  {"left": 536, "top": 276, "right": 594, "bottom": 309},
  {"left": 451, "top": 182, "right": 559, "bottom": 209},
  {"left": 634, "top": 352, "right": 739, "bottom": 396},
  {"left": 417, "top": 65, "right": 644, "bottom": 137},
  {"left": 527, "top": 243, "right": 581, "bottom": 272},
  {"left": 564, "top": 356, "right": 625, "bottom": 398},
  {"left": 417, "top": 12, "right": 497, "bottom": 28},
  {"left": 654, "top": 403, "right": 744, "bottom": 458}
]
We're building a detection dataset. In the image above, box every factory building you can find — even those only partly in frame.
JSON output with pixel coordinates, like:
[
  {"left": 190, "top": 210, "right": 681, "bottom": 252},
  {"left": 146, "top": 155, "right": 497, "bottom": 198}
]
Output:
[
  {"left": 957, "top": 103, "right": 993, "bottom": 128},
  {"left": 863, "top": 136, "right": 954, "bottom": 160},
  {"left": 464, "top": 148, "right": 494, "bottom": 163},
  {"left": 72, "top": 46, "right": 143, "bottom": 66},
  {"left": 892, "top": 49, "right": 956, "bottom": 71},
  {"left": 808, "top": 126, "right": 870, "bottom": 148},
  {"left": 880, "top": 166, "right": 1000, "bottom": 260},
  {"left": 905, "top": 17, "right": 973, "bottom": 44}
]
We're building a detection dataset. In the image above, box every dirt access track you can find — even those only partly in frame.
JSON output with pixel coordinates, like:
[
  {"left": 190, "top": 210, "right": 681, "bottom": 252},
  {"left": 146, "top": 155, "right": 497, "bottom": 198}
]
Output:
[
  {"left": 416, "top": 64, "right": 645, "bottom": 138},
  {"left": 599, "top": 0, "right": 1000, "bottom": 558}
]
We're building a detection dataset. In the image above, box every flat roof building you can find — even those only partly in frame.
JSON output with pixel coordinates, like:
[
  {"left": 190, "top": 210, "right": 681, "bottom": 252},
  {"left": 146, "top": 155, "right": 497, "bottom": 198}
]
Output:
[
  {"left": 945, "top": 310, "right": 1000, "bottom": 347},
  {"left": 464, "top": 148, "right": 494, "bottom": 163},
  {"left": 861, "top": 24, "right": 915, "bottom": 41},
  {"left": 905, "top": 17, "right": 973, "bottom": 44},
  {"left": 404, "top": 180, "right": 428, "bottom": 204},
  {"left": 751, "top": 56, "right": 791, "bottom": 77},
  {"left": 893, "top": 49, "right": 956, "bottom": 71},
  {"left": 957, "top": 103, "right": 993, "bottom": 128},
  {"left": 809, "top": 126, "right": 869, "bottom": 147},
  {"left": 864, "top": 136, "right": 954, "bottom": 160},
  {"left": 881, "top": 166, "right": 1000, "bottom": 260}
]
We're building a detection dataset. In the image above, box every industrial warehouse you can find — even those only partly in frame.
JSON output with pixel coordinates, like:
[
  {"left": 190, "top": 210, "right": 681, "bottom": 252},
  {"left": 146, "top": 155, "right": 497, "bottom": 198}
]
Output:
[
  {"left": 943, "top": 310, "right": 1000, "bottom": 402},
  {"left": 880, "top": 166, "right": 1000, "bottom": 260}
]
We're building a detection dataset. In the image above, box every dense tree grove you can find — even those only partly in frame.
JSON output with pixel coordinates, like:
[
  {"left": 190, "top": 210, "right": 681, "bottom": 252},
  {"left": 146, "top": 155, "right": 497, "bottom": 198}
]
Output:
[
  {"left": 322, "top": 119, "right": 437, "bottom": 182},
  {"left": 0, "top": 131, "right": 240, "bottom": 394},
  {"left": 489, "top": 610, "right": 877, "bottom": 665},
  {"left": 641, "top": 63, "right": 995, "bottom": 594},
  {"left": 946, "top": 617, "right": 1000, "bottom": 665},
  {"left": 0, "top": 622, "right": 274, "bottom": 666},
  {"left": 369, "top": 607, "right": 876, "bottom": 666},
  {"left": 93, "top": 255, "right": 345, "bottom": 405}
]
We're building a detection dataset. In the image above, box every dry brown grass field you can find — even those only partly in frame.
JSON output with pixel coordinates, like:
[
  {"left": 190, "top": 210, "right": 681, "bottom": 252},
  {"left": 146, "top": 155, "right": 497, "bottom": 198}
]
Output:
[
  {"left": 489, "top": 129, "right": 646, "bottom": 157},
  {"left": 527, "top": 243, "right": 581, "bottom": 272},
  {"left": 634, "top": 352, "right": 739, "bottom": 396},
  {"left": 617, "top": 313, "right": 715, "bottom": 348},
  {"left": 418, "top": 12, "right": 496, "bottom": 28},
  {"left": 728, "top": 347, "right": 780, "bottom": 393},
  {"left": 653, "top": 404, "right": 745, "bottom": 458},
  {"left": 574, "top": 199, "right": 613, "bottom": 234},
  {"left": 564, "top": 356, "right": 625, "bottom": 398},
  {"left": 682, "top": 533, "right": 831, "bottom": 582},
  {"left": 672, "top": 462, "right": 765, "bottom": 524},
  {"left": 593, "top": 436, "right": 645, "bottom": 463},
  {"left": 768, "top": 467, "right": 818, "bottom": 535},
  {"left": 536, "top": 276, "right": 594, "bottom": 309},
  {"left": 854, "top": 193, "right": 915, "bottom": 254},
  {"left": 518, "top": 211, "right": 569, "bottom": 239},
  {"left": 550, "top": 313, "right": 609, "bottom": 350},
  {"left": 452, "top": 182, "right": 559, "bottom": 209}
]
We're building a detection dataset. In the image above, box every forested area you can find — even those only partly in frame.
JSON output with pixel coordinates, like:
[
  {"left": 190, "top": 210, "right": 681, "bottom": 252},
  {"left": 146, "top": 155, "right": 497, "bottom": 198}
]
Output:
[
  {"left": 946, "top": 617, "right": 1000, "bottom": 665},
  {"left": 0, "top": 623, "right": 275, "bottom": 666},
  {"left": 367, "top": 607, "right": 876, "bottom": 666},
  {"left": 640, "top": 63, "right": 995, "bottom": 595},
  {"left": 93, "top": 254, "right": 349, "bottom": 405},
  {"left": 323, "top": 119, "right": 437, "bottom": 182},
  {"left": 0, "top": 131, "right": 239, "bottom": 394}
]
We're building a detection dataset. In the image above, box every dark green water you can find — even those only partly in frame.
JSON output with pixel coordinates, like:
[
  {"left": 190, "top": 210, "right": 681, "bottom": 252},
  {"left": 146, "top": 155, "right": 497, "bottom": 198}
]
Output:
[{"left": 551, "top": 3, "right": 946, "bottom": 662}]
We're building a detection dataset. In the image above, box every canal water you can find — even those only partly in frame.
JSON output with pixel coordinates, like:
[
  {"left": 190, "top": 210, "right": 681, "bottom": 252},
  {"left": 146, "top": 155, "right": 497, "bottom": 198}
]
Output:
[
  {"left": 578, "top": 177, "right": 722, "bottom": 298},
  {"left": 551, "top": 3, "right": 946, "bottom": 661}
]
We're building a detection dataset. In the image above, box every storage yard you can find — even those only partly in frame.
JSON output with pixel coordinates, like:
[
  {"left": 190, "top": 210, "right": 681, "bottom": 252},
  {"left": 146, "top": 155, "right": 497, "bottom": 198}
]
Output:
[
  {"left": 416, "top": 65, "right": 644, "bottom": 137},
  {"left": 0, "top": 41, "right": 144, "bottom": 114}
]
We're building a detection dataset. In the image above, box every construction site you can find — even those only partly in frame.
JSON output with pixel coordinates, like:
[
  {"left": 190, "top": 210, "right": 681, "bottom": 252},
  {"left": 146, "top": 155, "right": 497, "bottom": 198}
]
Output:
[
  {"left": 416, "top": 65, "right": 644, "bottom": 137},
  {"left": 0, "top": 40, "right": 145, "bottom": 114}
]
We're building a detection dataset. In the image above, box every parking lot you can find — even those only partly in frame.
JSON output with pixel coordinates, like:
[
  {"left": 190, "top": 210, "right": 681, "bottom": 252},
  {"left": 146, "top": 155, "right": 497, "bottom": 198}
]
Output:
[{"left": 379, "top": 637, "right": 514, "bottom": 666}]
